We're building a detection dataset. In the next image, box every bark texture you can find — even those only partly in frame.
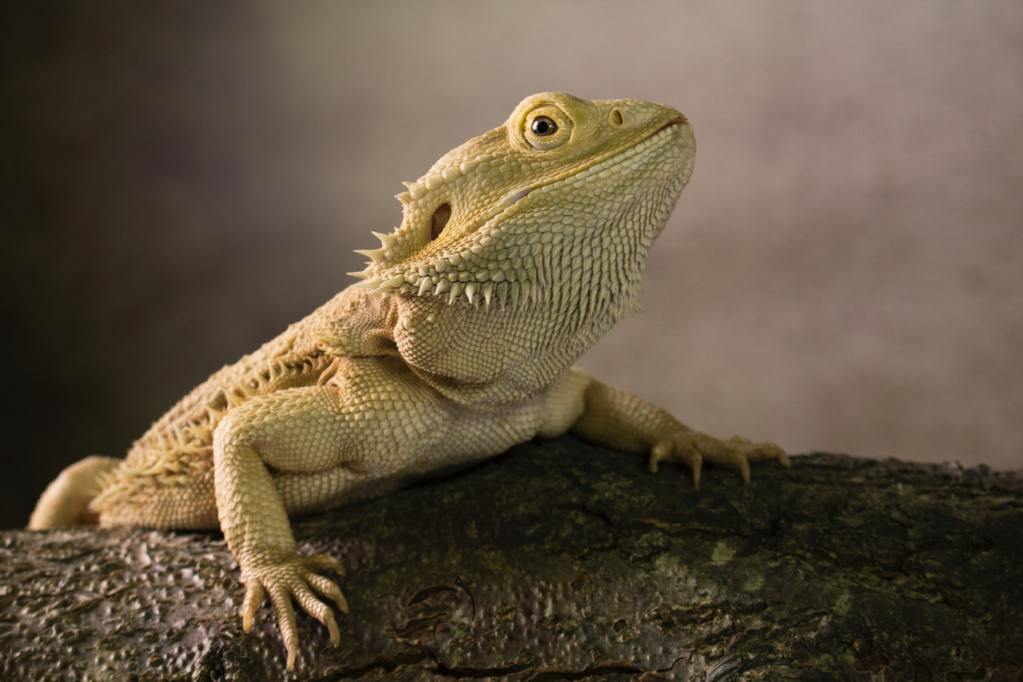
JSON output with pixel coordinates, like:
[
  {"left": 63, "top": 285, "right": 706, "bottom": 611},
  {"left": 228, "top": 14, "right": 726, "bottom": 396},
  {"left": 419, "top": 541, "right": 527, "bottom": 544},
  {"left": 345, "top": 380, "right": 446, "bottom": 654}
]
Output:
[{"left": 1, "top": 437, "right": 1020, "bottom": 681}]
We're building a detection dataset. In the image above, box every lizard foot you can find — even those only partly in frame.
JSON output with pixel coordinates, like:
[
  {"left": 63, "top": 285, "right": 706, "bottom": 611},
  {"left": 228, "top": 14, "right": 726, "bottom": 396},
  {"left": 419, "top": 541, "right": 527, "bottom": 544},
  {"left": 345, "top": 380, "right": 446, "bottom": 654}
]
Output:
[
  {"left": 648, "top": 430, "right": 789, "bottom": 489},
  {"left": 240, "top": 552, "right": 349, "bottom": 671}
]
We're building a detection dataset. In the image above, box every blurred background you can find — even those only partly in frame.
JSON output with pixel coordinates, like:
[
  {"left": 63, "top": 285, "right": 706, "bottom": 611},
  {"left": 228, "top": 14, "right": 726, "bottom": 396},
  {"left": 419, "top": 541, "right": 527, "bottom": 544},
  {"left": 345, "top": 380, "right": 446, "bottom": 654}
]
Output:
[{"left": 3, "top": 1, "right": 1021, "bottom": 529}]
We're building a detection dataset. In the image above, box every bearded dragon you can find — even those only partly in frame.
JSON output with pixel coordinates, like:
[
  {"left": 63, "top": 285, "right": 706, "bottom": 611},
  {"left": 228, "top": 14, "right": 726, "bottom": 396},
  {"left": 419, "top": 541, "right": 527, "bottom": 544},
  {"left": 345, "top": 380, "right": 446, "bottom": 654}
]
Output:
[{"left": 29, "top": 92, "right": 789, "bottom": 670}]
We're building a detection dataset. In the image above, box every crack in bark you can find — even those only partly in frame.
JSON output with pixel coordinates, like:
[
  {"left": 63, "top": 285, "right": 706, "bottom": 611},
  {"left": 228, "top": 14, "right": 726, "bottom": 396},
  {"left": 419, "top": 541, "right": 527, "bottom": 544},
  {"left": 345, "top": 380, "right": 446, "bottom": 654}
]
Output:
[
  {"left": 526, "top": 662, "right": 645, "bottom": 680},
  {"left": 432, "top": 660, "right": 535, "bottom": 678}
]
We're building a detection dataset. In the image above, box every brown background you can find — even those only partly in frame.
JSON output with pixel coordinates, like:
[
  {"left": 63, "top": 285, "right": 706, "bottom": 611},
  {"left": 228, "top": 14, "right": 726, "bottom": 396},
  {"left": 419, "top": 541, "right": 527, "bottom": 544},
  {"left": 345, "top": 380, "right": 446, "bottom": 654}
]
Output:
[{"left": 4, "top": 2, "right": 1021, "bottom": 529}]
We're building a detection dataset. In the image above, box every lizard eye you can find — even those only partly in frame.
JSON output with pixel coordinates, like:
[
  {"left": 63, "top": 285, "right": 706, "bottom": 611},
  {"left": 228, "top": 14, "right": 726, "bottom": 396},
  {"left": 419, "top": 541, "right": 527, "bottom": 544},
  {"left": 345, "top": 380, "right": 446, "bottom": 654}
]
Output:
[
  {"left": 531, "top": 116, "right": 557, "bottom": 136},
  {"left": 523, "top": 106, "right": 572, "bottom": 151}
]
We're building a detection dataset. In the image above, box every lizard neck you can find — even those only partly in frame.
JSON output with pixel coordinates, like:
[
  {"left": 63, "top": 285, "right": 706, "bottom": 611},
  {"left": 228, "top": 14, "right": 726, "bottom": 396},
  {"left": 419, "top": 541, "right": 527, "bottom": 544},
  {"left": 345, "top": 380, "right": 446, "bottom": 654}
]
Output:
[{"left": 391, "top": 262, "right": 642, "bottom": 402}]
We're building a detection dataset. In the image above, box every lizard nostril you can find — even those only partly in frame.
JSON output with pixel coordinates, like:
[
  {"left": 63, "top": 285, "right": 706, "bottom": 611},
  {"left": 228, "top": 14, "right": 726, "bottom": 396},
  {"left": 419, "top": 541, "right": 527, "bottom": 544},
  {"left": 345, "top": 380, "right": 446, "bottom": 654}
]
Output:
[
  {"left": 430, "top": 203, "right": 451, "bottom": 241},
  {"left": 610, "top": 109, "right": 624, "bottom": 126}
]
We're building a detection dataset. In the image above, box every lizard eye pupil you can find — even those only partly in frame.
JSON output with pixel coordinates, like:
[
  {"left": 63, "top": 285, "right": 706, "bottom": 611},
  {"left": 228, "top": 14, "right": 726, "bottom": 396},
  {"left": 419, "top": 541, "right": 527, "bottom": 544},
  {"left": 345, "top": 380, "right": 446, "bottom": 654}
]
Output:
[{"left": 531, "top": 116, "right": 557, "bottom": 136}]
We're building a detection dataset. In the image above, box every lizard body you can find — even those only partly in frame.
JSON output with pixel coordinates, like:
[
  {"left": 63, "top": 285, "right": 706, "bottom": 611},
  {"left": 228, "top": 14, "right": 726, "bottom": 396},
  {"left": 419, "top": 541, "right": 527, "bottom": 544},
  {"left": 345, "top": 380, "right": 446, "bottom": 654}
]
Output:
[{"left": 29, "top": 93, "right": 788, "bottom": 670}]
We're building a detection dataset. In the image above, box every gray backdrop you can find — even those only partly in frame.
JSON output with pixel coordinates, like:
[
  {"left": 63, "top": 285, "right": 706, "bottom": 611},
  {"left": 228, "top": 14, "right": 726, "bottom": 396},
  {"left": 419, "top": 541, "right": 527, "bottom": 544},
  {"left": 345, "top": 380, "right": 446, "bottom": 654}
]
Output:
[{"left": 4, "top": 1, "right": 1021, "bottom": 529}]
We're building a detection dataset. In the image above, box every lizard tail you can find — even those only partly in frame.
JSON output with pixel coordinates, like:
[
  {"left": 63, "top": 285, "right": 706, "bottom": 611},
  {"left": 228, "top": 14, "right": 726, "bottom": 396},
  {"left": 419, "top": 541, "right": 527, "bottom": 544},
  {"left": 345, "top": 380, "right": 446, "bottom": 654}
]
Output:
[{"left": 28, "top": 456, "right": 122, "bottom": 529}]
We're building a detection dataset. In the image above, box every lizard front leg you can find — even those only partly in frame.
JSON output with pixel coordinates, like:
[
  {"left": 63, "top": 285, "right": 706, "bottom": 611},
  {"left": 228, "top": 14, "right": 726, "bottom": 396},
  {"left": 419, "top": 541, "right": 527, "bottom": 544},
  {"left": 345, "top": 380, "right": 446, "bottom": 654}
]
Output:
[
  {"left": 539, "top": 368, "right": 789, "bottom": 487},
  {"left": 213, "top": 385, "right": 353, "bottom": 671},
  {"left": 213, "top": 361, "right": 448, "bottom": 670}
]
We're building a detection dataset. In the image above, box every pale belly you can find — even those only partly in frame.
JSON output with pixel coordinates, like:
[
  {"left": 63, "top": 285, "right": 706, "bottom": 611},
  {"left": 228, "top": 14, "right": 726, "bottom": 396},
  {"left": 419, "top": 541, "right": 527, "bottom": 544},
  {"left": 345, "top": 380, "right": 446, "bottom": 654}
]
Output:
[{"left": 273, "top": 356, "right": 549, "bottom": 516}]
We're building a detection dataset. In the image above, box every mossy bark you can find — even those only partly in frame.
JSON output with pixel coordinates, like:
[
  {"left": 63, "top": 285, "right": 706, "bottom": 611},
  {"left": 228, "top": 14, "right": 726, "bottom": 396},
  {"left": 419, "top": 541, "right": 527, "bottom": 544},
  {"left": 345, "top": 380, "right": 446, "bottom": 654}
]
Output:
[{"left": 1, "top": 437, "right": 1020, "bottom": 680}]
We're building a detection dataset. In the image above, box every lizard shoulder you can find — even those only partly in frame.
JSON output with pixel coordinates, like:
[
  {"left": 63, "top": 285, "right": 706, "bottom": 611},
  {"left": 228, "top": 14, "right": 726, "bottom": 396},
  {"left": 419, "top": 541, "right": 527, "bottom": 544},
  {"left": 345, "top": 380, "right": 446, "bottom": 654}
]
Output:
[{"left": 304, "top": 287, "right": 401, "bottom": 359}]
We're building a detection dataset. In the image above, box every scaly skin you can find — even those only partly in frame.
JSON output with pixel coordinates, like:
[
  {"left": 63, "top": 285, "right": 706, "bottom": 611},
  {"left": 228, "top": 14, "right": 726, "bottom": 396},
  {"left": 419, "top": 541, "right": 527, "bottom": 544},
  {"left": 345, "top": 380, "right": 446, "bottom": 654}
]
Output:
[{"left": 29, "top": 92, "right": 788, "bottom": 671}]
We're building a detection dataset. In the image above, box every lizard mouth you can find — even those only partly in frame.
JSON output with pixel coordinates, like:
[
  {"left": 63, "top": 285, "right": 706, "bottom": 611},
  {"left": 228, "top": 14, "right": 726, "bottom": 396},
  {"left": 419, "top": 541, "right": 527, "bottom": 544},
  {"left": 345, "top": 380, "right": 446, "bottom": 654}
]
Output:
[{"left": 500, "top": 116, "right": 689, "bottom": 207}]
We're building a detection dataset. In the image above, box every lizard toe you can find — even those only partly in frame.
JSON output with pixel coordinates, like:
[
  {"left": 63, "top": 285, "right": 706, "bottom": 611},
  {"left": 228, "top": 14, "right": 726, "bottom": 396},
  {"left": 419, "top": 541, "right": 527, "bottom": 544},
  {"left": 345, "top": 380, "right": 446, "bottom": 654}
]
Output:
[
  {"left": 293, "top": 585, "right": 341, "bottom": 646},
  {"left": 648, "top": 438, "right": 703, "bottom": 488},
  {"left": 267, "top": 584, "right": 300, "bottom": 671},
  {"left": 303, "top": 553, "right": 346, "bottom": 577},
  {"left": 308, "top": 573, "right": 350, "bottom": 613},
  {"left": 752, "top": 442, "right": 790, "bottom": 468},
  {"left": 240, "top": 580, "right": 265, "bottom": 633}
]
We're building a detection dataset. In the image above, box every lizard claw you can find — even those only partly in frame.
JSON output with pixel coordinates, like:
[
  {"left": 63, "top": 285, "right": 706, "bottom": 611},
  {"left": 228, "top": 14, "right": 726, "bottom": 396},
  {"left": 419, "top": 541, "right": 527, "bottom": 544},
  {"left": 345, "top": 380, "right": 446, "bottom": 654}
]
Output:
[
  {"left": 649, "top": 439, "right": 703, "bottom": 489},
  {"left": 240, "top": 580, "right": 265, "bottom": 633},
  {"left": 648, "top": 431, "right": 788, "bottom": 486},
  {"left": 239, "top": 551, "right": 348, "bottom": 671}
]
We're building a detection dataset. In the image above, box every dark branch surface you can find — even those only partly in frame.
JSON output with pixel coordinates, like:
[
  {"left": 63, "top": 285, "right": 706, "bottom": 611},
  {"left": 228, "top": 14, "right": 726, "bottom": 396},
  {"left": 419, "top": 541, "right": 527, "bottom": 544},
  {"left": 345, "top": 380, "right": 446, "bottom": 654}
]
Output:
[{"left": 1, "top": 438, "right": 1021, "bottom": 681}]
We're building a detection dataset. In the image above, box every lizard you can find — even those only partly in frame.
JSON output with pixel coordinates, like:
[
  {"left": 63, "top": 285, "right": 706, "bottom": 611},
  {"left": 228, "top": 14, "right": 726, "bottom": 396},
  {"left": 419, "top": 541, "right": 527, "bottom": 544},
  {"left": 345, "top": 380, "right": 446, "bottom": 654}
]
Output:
[{"left": 28, "top": 92, "right": 789, "bottom": 671}]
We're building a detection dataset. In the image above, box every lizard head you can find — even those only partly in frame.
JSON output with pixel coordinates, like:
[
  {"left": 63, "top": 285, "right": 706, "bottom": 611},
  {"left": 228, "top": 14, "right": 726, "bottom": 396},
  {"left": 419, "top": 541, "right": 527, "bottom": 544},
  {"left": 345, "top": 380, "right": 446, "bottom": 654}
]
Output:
[{"left": 350, "top": 92, "right": 695, "bottom": 315}]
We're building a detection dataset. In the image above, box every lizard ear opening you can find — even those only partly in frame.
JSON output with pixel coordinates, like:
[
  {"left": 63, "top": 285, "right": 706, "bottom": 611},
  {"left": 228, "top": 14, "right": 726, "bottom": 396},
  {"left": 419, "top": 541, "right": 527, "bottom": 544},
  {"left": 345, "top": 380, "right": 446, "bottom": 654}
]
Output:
[{"left": 430, "top": 203, "right": 451, "bottom": 241}]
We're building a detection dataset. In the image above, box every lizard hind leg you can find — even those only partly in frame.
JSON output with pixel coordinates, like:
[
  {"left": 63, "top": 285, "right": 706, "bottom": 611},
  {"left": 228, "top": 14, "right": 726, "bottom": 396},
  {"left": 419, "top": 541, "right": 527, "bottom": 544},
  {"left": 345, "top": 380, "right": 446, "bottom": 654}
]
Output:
[{"left": 28, "top": 455, "right": 121, "bottom": 529}]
